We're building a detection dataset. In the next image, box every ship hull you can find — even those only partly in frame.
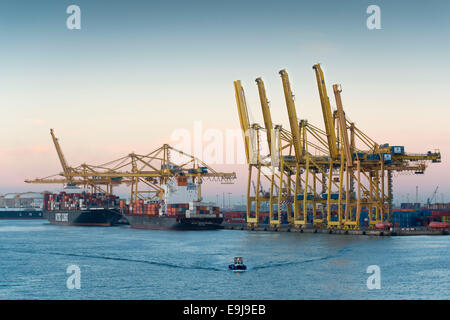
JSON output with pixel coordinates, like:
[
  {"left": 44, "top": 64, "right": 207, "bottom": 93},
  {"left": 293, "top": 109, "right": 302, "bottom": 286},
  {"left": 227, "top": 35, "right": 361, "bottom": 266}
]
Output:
[
  {"left": 0, "top": 210, "right": 44, "bottom": 219},
  {"left": 44, "top": 208, "right": 123, "bottom": 226},
  {"left": 125, "top": 214, "right": 224, "bottom": 230}
]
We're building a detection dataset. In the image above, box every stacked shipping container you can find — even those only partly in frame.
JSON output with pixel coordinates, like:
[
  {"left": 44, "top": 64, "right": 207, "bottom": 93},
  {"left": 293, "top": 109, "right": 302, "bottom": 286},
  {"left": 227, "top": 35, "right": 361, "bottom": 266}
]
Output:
[
  {"left": 125, "top": 200, "right": 161, "bottom": 215},
  {"left": 44, "top": 192, "right": 120, "bottom": 211},
  {"left": 123, "top": 201, "right": 221, "bottom": 218},
  {"left": 167, "top": 203, "right": 189, "bottom": 216},
  {"left": 392, "top": 208, "right": 450, "bottom": 229},
  {"left": 186, "top": 202, "right": 220, "bottom": 218}
]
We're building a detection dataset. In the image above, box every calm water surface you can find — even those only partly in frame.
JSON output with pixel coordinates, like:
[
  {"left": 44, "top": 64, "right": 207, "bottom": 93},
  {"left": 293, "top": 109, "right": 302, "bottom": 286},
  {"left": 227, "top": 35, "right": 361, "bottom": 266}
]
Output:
[{"left": 0, "top": 220, "right": 448, "bottom": 299}]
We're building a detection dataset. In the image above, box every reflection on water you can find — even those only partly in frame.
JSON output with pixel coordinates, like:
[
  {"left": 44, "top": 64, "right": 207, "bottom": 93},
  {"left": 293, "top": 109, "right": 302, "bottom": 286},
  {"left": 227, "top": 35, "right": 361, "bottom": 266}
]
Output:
[{"left": 0, "top": 220, "right": 448, "bottom": 299}]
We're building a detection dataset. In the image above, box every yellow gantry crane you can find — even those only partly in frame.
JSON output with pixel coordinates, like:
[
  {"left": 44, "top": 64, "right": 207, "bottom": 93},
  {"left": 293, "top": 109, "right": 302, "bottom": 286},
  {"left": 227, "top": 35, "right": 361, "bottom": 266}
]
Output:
[
  {"left": 235, "top": 76, "right": 298, "bottom": 227},
  {"left": 235, "top": 64, "right": 441, "bottom": 230},
  {"left": 50, "top": 129, "right": 71, "bottom": 180},
  {"left": 26, "top": 130, "right": 236, "bottom": 202},
  {"left": 255, "top": 77, "right": 273, "bottom": 154},
  {"left": 313, "top": 64, "right": 338, "bottom": 159}
]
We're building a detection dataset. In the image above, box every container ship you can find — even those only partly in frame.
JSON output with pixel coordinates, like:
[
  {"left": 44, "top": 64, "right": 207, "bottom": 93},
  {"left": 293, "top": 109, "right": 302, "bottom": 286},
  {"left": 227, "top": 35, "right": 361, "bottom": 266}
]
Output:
[
  {"left": 123, "top": 175, "right": 223, "bottom": 230},
  {"left": 0, "top": 192, "right": 45, "bottom": 219},
  {"left": 43, "top": 186, "right": 123, "bottom": 226}
]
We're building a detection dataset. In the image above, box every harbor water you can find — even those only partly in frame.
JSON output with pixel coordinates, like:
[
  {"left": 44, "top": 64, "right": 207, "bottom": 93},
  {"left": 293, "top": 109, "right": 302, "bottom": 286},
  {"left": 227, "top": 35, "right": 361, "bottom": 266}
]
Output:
[{"left": 0, "top": 220, "right": 448, "bottom": 300}]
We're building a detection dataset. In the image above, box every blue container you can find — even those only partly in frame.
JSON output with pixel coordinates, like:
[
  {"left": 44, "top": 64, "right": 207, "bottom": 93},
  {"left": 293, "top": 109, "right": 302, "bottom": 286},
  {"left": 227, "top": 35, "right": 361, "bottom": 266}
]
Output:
[
  {"left": 321, "top": 193, "right": 339, "bottom": 200},
  {"left": 366, "top": 154, "right": 380, "bottom": 161},
  {"left": 390, "top": 146, "right": 405, "bottom": 154},
  {"left": 393, "top": 210, "right": 421, "bottom": 227},
  {"left": 359, "top": 211, "right": 368, "bottom": 226},
  {"left": 297, "top": 194, "right": 313, "bottom": 200},
  {"left": 383, "top": 153, "right": 392, "bottom": 163},
  {"left": 353, "top": 152, "right": 365, "bottom": 159}
]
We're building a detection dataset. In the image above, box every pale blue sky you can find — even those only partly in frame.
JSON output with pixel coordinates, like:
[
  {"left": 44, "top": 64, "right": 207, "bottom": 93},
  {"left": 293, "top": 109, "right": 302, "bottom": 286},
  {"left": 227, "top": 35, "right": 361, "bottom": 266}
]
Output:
[{"left": 0, "top": 0, "right": 449, "bottom": 202}]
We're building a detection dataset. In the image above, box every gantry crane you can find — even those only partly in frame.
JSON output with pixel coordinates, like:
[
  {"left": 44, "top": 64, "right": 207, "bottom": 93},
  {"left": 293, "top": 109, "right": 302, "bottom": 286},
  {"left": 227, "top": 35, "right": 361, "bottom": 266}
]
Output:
[
  {"left": 427, "top": 186, "right": 439, "bottom": 205},
  {"left": 312, "top": 64, "right": 338, "bottom": 159},
  {"left": 29, "top": 129, "right": 124, "bottom": 194},
  {"left": 235, "top": 64, "right": 441, "bottom": 230},
  {"left": 26, "top": 130, "right": 236, "bottom": 203},
  {"left": 50, "top": 128, "right": 71, "bottom": 180}
]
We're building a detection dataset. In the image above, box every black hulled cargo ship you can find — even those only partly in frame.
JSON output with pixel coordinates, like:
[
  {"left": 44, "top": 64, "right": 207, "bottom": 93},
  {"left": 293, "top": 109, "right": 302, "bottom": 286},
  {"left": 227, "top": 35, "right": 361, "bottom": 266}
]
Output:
[
  {"left": 44, "top": 208, "right": 123, "bottom": 226},
  {"left": 123, "top": 175, "right": 224, "bottom": 230},
  {"left": 44, "top": 190, "right": 124, "bottom": 226},
  {"left": 0, "top": 208, "right": 44, "bottom": 219},
  {"left": 0, "top": 192, "right": 45, "bottom": 219},
  {"left": 125, "top": 214, "right": 223, "bottom": 230}
]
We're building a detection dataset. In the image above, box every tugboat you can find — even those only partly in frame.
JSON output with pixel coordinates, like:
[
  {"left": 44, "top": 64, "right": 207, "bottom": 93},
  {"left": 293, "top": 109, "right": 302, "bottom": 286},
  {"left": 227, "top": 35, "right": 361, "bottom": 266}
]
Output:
[{"left": 228, "top": 257, "right": 247, "bottom": 271}]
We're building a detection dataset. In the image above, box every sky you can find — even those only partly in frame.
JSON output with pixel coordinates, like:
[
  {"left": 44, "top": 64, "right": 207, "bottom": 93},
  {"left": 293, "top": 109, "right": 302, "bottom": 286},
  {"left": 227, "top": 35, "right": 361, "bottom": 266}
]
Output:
[{"left": 0, "top": 0, "right": 449, "bottom": 204}]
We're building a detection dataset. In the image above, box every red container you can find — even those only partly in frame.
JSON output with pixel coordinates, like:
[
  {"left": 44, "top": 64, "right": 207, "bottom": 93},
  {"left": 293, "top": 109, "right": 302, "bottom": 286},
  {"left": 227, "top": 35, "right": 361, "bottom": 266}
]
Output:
[
  {"left": 428, "top": 222, "right": 449, "bottom": 230},
  {"left": 432, "top": 210, "right": 450, "bottom": 217},
  {"left": 375, "top": 223, "right": 393, "bottom": 230}
]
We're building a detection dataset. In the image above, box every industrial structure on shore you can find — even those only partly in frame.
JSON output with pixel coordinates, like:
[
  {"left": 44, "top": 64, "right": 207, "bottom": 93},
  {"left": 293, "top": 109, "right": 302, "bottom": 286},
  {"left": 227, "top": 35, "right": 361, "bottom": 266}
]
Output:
[
  {"left": 26, "top": 129, "right": 235, "bottom": 199},
  {"left": 0, "top": 192, "right": 45, "bottom": 219},
  {"left": 25, "top": 130, "right": 236, "bottom": 228},
  {"left": 21, "top": 63, "right": 444, "bottom": 233},
  {"left": 234, "top": 64, "right": 441, "bottom": 230}
]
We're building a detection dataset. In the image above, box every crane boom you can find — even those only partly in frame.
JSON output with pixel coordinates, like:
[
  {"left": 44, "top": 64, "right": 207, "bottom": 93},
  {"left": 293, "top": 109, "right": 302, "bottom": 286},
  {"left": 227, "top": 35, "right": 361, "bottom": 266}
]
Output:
[
  {"left": 279, "top": 69, "right": 302, "bottom": 161},
  {"left": 313, "top": 64, "right": 338, "bottom": 158},
  {"left": 333, "top": 84, "right": 352, "bottom": 167},
  {"left": 234, "top": 80, "right": 252, "bottom": 164},
  {"left": 427, "top": 186, "right": 439, "bottom": 205},
  {"left": 26, "top": 143, "right": 236, "bottom": 200},
  {"left": 50, "top": 129, "right": 71, "bottom": 178},
  {"left": 255, "top": 77, "right": 273, "bottom": 154}
]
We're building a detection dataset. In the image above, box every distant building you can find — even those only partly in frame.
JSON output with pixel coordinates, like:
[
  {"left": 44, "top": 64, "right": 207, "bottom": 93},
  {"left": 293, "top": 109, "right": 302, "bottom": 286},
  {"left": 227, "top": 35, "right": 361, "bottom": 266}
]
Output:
[{"left": 0, "top": 192, "right": 47, "bottom": 208}]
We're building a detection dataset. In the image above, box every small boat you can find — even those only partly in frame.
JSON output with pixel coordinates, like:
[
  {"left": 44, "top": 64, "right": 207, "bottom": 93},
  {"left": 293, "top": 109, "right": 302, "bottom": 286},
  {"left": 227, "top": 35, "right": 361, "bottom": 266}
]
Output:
[{"left": 228, "top": 257, "right": 247, "bottom": 271}]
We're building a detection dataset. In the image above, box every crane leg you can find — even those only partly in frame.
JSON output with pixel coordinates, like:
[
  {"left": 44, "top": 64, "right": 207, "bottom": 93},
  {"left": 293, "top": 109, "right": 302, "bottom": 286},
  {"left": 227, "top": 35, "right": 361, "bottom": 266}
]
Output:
[{"left": 387, "top": 170, "right": 393, "bottom": 222}]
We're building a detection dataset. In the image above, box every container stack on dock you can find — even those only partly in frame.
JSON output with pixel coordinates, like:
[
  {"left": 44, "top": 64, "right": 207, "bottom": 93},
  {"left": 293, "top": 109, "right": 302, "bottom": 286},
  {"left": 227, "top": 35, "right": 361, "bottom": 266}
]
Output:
[
  {"left": 224, "top": 211, "right": 247, "bottom": 224},
  {"left": 391, "top": 203, "right": 450, "bottom": 230},
  {"left": 222, "top": 201, "right": 449, "bottom": 235},
  {"left": 224, "top": 211, "right": 290, "bottom": 224}
]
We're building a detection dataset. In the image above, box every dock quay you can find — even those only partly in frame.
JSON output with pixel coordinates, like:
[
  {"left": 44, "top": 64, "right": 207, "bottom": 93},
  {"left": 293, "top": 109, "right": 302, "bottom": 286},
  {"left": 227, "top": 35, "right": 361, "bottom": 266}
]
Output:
[{"left": 222, "top": 223, "right": 449, "bottom": 236}]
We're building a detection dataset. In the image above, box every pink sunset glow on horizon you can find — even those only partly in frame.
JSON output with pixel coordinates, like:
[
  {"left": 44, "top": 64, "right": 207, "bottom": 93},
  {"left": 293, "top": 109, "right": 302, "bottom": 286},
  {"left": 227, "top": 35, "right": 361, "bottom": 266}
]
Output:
[{"left": 1, "top": 1, "right": 449, "bottom": 205}]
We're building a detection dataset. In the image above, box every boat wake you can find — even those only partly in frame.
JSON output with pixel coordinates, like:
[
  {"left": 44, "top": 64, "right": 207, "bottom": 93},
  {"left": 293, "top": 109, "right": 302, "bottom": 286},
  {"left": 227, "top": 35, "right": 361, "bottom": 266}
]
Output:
[
  {"left": 2, "top": 248, "right": 224, "bottom": 271},
  {"left": 250, "top": 246, "right": 352, "bottom": 270}
]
